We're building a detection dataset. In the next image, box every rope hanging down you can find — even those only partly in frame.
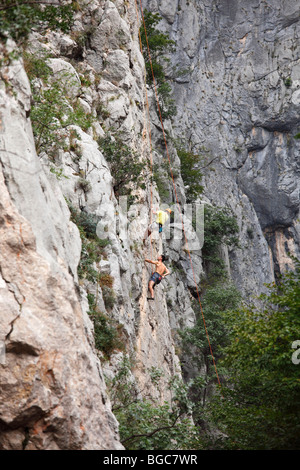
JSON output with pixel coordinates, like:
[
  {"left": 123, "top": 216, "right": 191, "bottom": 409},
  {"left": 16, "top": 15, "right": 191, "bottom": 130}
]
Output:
[
  {"left": 134, "top": 0, "right": 222, "bottom": 389},
  {"left": 133, "top": 0, "right": 154, "bottom": 266}
]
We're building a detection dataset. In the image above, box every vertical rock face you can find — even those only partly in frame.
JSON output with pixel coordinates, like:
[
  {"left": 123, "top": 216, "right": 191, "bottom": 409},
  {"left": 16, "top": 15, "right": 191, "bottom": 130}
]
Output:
[
  {"left": 0, "top": 40, "right": 123, "bottom": 449},
  {"left": 0, "top": 0, "right": 190, "bottom": 449},
  {"left": 1, "top": 0, "right": 299, "bottom": 450},
  {"left": 142, "top": 0, "right": 300, "bottom": 292}
]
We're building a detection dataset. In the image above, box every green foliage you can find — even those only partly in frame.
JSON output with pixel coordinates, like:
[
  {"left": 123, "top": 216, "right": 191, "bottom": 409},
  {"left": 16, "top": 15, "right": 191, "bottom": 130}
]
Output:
[
  {"left": 107, "top": 357, "right": 203, "bottom": 450},
  {"left": 118, "top": 400, "right": 200, "bottom": 450},
  {"left": 175, "top": 143, "right": 204, "bottom": 203},
  {"left": 140, "top": 9, "right": 176, "bottom": 119},
  {"left": 0, "top": 1, "right": 75, "bottom": 44},
  {"left": 69, "top": 204, "right": 110, "bottom": 278},
  {"left": 206, "top": 259, "right": 300, "bottom": 449},
  {"left": 178, "top": 205, "right": 240, "bottom": 435},
  {"left": 69, "top": 204, "right": 117, "bottom": 311},
  {"left": 50, "top": 166, "right": 69, "bottom": 180},
  {"left": 23, "top": 51, "right": 52, "bottom": 80},
  {"left": 183, "top": 284, "right": 242, "bottom": 362},
  {"left": 98, "top": 135, "right": 146, "bottom": 203},
  {"left": 152, "top": 163, "right": 171, "bottom": 203},
  {"left": 101, "top": 285, "right": 117, "bottom": 311},
  {"left": 284, "top": 77, "right": 292, "bottom": 87},
  {"left": 26, "top": 55, "right": 94, "bottom": 155},
  {"left": 87, "top": 293, "right": 123, "bottom": 359},
  {"left": 202, "top": 205, "right": 239, "bottom": 279},
  {"left": 69, "top": 205, "right": 119, "bottom": 354},
  {"left": 180, "top": 283, "right": 241, "bottom": 418},
  {"left": 69, "top": 204, "right": 99, "bottom": 240},
  {"left": 77, "top": 239, "right": 100, "bottom": 283},
  {"left": 31, "top": 78, "right": 67, "bottom": 154},
  {"left": 140, "top": 10, "right": 175, "bottom": 62},
  {"left": 203, "top": 205, "right": 240, "bottom": 254}
]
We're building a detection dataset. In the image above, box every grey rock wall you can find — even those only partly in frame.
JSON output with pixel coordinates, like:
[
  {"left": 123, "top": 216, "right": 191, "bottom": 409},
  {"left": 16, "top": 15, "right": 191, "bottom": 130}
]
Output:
[
  {"left": 142, "top": 0, "right": 300, "bottom": 294},
  {"left": 1, "top": 0, "right": 299, "bottom": 450},
  {"left": 0, "top": 0, "right": 192, "bottom": 449},
  {"left": 0, "top": 39, "right": 123, "bottom": 450}
]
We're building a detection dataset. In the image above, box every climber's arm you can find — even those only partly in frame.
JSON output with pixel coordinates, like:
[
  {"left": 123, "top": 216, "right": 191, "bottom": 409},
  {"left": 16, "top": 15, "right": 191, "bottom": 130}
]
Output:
[
  {"left": 145, "top": 259, "right": 158, "bottom": 265},
  {"left": 162, "top": 267, "right": 170, "bottom": 278}
]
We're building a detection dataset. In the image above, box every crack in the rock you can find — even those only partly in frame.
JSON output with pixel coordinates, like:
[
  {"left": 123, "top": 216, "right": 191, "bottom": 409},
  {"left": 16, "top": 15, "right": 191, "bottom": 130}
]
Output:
[{"left": 0, "top": 266, "right": 23, "bottom": 342}]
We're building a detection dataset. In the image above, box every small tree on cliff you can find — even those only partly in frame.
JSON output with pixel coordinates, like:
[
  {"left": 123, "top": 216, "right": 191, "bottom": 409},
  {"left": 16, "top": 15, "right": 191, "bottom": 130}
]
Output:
[
  {"left": 140, "top": 9, "right": 176, "bottom": 119},
  {"left": 0, "top": 1, "right": 75, "bottom": 44}
]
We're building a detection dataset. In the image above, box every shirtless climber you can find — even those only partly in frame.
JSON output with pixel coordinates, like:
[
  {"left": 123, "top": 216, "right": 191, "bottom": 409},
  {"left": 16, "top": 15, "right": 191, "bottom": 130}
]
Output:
[{"left": 145, "top": 255, "right": 170, "bottom": 300}]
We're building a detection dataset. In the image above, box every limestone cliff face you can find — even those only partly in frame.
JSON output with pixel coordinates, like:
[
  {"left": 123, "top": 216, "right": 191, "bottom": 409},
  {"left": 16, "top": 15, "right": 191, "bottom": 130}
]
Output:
[
  {"left": 0, "top": 0, "right": 299, "bottom": 450},
  {"left": 0, "top": 38, "right": 122, "bottom": 450},
  {"left": 0, "top": 0, "right": 189, "bottom": 449},
  {"left": 143, "top": 0, "right": 300, "bottom": 294}
]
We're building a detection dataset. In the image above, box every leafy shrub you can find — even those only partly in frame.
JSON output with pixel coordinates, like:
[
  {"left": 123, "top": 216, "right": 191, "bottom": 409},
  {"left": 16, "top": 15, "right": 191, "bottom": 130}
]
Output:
[
  {"left": 175, "top": 144, "right": 204, "bottom": 203},
  {"left": 0, "top": 1, "right": 75, "bottom": 44},
  {"left": 69, "top": 205, "right": 111, "bottom": 283},
  {"left": 107, "top": 357, "right": 203, "bottom": 450},
  {"left": 23, "top": 51, "right": 52, "bottom": 80},
  {"left": 179, "top": 283, "right": 241, "bottom": 416},
  {"left": 69, "top": 205, "right": 117, "bottom": 312},
  {"left": 206, "top": 259, "right": 300, "bottom": 449},
  {"left": 101, "top": 285, "right": 116, "bottom": 311},
  {"left": 202, "top": 205, "right": 239, "bottom": 279},
  {"left": 87, "top": 293, "right": 123, "bottom": 359},
  {"left": 140, "top": 9, "right": 176, "bottom": 119},
  {"left": 98, "top": 135, "right": 146, "bottom": 203},
  {"left": 284, "top": 77, "right": 292, "bottom": 87},
  {"left": 152, "top": 163, "right": 172, "bottom": 203},
  {"left": 28, "top": 64, "right": 94, "bottom": 155},
  {"left": 69, "top": 205, "right": 99, "bottom": 240}
]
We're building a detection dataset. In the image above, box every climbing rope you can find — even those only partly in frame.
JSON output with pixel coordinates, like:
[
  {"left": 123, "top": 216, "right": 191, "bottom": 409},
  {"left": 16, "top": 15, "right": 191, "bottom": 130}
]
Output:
[
  {"left": 135, "top": 2, "right": 171, "bottom": 265},
  {"left": 133, "top": 0, "right": 156, "bottom": 270},
  {"left": 134, "top": 0, "right": 222, "bottom": 389}
]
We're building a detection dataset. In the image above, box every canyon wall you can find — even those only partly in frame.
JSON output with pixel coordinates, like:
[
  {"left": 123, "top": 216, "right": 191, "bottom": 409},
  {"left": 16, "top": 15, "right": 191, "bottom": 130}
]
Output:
[
  {"left": 0, "top": 0, "right": 195, "bottom": 449},
  {"left": 0, "top": 0, "right": 299, "bottom": 449},
  {"left": 143, "top": 0, "right": 300, "bottom": 297}
]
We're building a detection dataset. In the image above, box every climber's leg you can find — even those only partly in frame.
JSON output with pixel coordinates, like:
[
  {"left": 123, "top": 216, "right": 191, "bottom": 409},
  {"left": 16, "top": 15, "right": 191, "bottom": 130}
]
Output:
[
  {"left": 148, "top": 280, "right": 155, "bottom": 299},
  {"left": 143, "top": 222, "right": 159, "bottom": 243}
]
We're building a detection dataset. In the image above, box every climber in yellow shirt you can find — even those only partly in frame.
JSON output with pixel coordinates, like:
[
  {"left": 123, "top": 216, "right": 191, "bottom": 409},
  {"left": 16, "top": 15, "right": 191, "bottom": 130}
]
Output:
[
  {"left": 155, "top": 208, "right": 170, "bottom": 229},
  {"left": 143, "top": 207, "right": 172, "bottom": 242}
]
